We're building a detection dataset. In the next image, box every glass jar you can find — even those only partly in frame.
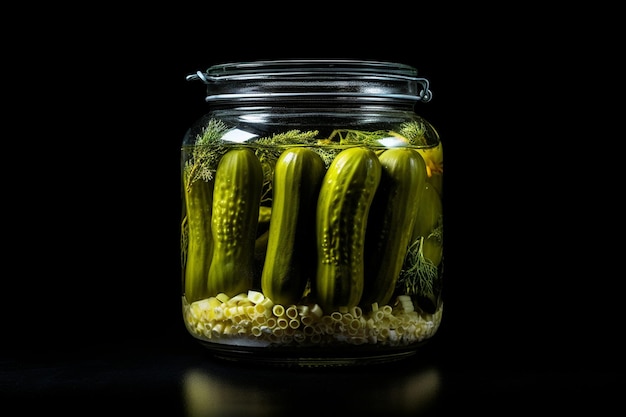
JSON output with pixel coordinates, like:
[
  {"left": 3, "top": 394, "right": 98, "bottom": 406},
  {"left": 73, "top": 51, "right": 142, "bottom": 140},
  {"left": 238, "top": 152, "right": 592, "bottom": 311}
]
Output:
[{"left": 181, "top": 60, "right": 444, "bottom": 366}]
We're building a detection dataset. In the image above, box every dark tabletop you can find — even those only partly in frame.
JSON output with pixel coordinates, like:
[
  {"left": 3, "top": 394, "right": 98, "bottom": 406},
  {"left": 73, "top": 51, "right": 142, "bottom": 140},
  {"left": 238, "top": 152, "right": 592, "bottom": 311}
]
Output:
[{"left": 2, "top": 308, "right": 622, "bottom": 417}]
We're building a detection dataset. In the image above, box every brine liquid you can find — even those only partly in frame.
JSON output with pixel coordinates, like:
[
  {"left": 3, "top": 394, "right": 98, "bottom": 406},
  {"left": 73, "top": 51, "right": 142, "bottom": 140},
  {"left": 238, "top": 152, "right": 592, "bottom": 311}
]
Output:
[{"left": 180, "top": 123, "right": 443, "bottom": 357}]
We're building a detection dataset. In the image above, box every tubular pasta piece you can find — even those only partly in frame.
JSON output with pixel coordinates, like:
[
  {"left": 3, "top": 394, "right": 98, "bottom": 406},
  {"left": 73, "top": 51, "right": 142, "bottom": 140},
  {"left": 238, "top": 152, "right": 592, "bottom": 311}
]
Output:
[
  {"left": 260, "top": 297, "right": 274, "bottom": 311},
  {"left": 207, "top": 298, "right": 222, "bottom": 311},
  {"left": 212, "top": 307, "right": 225, "bottom": 320},
  {"left": 350, "top": 306, "right": 362, "bottom": 318},
  {"left": 247, "top": 290, "right": 264, "bottom": 304},
  {"left": 330, "top": 312, "right": 343, "bottom": 322},
  {"left": 251, "top": 326, "right": 262, "bottom": 337},
  {"left": 388, "top": 329, "right": 398, "bottom": 342},
  {"left": 286, "top": 305, "right": 298, "bottom": 319},
  {"left": 192, "top": 322, "right": 202, "bottom": 334},
  {"left": 194, "top": 298, "right": 212, "bottom": 311},
  {"left": 224, "top": 306, "right": 236, "bottom": 318},
  {"left": 317, "top": 323, "right": 331, "bottom": 335},
  {"left": 229, "top": 293, "right": 247, "bottom": 304},
  {"left": 373, "top": 310, "right": 385, "bottom": 321},
  {"left": 186, "top": 307, "right": 199, "bottom": 321},
  {"left": 302, "top": 325, "right": 316, "bottom": 336},
  {"left": 309, "top": 304, "right": 323, "bottom": 318},
  {"left": 401, "top": 300, "right": 414, "bottom": 313},
  {"left": 254, "top": 303, "right": 267, "bottom": 316},
  {"left": 298, "top": 305, "right": 309, "bottom": 316},
  {"left": 301, "top": 315, "right": 315, "bottom": 326},
  {"left": 223, "top": 324, "right": 237, "bottom": 335},
  {"left": 277, "top": 318, "right": 289, "bottom": 329},
  {"left": 379, "top": 327, "right": 389, "bottom": 339},
  {"left": 216, "top": 293, "right": 230, "bottom": 303},
  {"left": 272, "top": 304, "right": 285, "bottom": 317},
  {"left": 349, "top": 319, "right": 361, "bottom": 331},
  {"left": 211, "top": 323, "right": 224, "bottom": 336},
  {"left": 288, "top": 319, "right": 300, "bottom": 329}
]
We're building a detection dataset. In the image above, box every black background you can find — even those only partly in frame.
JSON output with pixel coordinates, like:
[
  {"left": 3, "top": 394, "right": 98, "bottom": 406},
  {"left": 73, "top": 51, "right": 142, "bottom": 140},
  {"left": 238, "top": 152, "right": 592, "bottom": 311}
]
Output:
[{"left": 3, "top": 6, "right": 623, "bottom": 415}]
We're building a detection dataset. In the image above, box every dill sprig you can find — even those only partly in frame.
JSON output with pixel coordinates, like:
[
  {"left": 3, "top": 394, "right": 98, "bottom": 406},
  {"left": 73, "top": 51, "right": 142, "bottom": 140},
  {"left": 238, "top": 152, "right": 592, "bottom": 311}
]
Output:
[
  {"left": 255, "top": 129, "right": 320, "bottom": 146},
  {"left": 327, "top": 129, "right": 390, "bottom": 146},
  {"left": 395, "top": 120, "right": 429, "bottom": 146},
  {"left": 184, "top": 119, "right": 231, "bottom": 190},
  {"left": 397, "top": 229, "right": 443, "bottom": 308}
]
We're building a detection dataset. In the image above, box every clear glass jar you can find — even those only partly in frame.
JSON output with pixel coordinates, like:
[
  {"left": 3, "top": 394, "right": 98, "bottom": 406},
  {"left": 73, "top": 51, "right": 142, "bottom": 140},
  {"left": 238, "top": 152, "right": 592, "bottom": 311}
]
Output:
[{"left": 181, "top": 60, "right": 444, "bottom": 366}]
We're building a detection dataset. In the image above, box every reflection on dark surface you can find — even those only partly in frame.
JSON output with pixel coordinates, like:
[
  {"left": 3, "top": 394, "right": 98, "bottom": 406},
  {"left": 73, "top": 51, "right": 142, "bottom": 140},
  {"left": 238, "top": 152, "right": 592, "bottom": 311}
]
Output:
[
  {"left": 182, "top": 360, "right": 441, "bottom": 417},
  {"left": 2, "top": 338, "right": 623, "bottom": 416}
]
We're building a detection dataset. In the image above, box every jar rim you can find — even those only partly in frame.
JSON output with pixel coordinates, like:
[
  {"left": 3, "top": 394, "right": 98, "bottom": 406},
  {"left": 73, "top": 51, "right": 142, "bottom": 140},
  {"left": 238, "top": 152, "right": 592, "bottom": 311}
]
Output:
[
  {"left": 204, "top": 59, "right": 419, "bottom": 79},
  {"left": 187, "top": 59, "right": 432, "bottom": 104}
]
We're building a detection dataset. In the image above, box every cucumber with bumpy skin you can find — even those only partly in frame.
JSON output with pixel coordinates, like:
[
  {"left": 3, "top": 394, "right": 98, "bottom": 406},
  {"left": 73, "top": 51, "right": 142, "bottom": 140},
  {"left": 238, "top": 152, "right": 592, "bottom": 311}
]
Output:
[
  {"left": 314, "top": 147, "right": 381, "bottom": 311},
  {"left": 361, "top": 148, "right": 427, "bottom": 307},
  {"left": 207, "top": 148, "right": 264, "bottom": 297},
  {"left": 261, "top": 148, "right": 326, "bottom": 305}
]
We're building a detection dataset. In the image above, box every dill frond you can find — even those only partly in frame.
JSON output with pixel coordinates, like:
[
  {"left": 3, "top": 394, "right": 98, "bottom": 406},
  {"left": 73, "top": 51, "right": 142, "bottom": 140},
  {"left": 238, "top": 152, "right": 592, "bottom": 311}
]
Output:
[
  {"left": 398, "top": 237, "right": 439, "bottom": 301},
  {"left": 327, "top": 129, "right": 390, "bottom": 146},
  {"left": 314, "top": 147, "right": 342, "bottom": 168},
  {"left": 396, "top": 120, "right": 428, "bottom": 146},
  {"left": 184, "top": 119, "right": 231, "bottom": 190},
  {"left": 197, "top": 119, "right": 231, "bottom": 145},
  {"left": 255, "top": 129, "right": 319, "bottom": 146}
]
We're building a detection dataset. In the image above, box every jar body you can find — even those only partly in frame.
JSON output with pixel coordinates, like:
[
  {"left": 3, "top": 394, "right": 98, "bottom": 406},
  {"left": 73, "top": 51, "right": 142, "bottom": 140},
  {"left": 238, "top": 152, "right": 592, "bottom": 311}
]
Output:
[{"left": 180, "top": 61, "right": 444, "bottom": 366}]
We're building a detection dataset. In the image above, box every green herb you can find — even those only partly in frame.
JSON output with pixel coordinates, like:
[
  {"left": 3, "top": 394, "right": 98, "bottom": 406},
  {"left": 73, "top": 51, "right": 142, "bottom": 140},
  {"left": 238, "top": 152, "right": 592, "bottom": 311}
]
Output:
[
  {"left": 395, "top": 120, "right": 429, "bottom": 146},
  {"left": 398, "top": 223, "right": 443, "bottom": 312},
  {"left": 184, "top": 119, "right": 231, "bottom": 190},
  {"left": 327, "top": 129, "right": 390, "bottom": 146}
]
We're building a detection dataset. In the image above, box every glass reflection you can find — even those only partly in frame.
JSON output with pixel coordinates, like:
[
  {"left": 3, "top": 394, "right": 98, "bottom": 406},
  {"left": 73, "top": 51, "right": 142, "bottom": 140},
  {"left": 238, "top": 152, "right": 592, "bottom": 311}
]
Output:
[{"left": 182, "top": 360, "right": 440, "bottom": 416}]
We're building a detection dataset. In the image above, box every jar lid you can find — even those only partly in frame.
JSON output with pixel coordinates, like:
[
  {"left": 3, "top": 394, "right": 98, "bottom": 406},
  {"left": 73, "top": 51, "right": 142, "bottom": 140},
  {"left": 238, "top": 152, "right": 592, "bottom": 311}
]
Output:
[{"left": 186, "top": 59, "right": 432, "bottom": 104}]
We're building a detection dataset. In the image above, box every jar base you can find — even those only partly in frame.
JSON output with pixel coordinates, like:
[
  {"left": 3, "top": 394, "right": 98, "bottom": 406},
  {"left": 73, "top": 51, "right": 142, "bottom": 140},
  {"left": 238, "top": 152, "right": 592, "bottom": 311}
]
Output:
[{"left": 196, "top": 340, "right": 428, "bottom": 367}]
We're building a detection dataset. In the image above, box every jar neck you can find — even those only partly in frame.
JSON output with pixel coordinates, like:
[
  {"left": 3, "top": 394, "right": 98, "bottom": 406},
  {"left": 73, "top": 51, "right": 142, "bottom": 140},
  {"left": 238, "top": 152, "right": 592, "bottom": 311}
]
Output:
[{"left": 187, "top": 59, "right": 432, "bottom": 106}]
